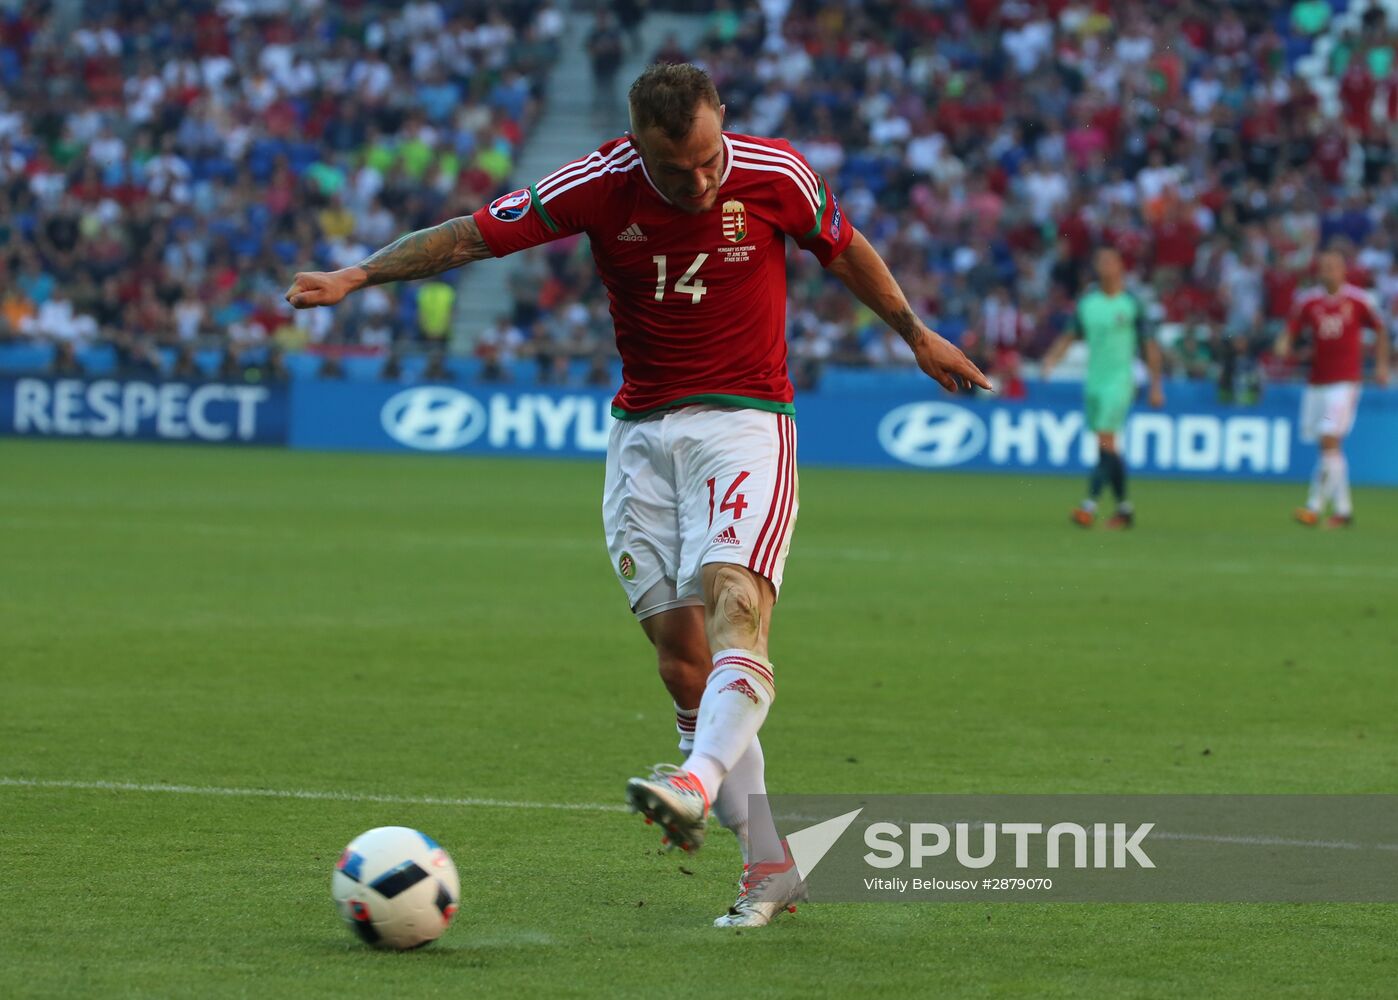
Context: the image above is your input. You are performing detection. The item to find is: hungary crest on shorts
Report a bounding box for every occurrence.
[721,200,747,243]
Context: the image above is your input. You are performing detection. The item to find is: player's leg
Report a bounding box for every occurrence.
[1094,384,1134,529]
[1296,383,1360,527]
[1077,388,1132,527]
[1296,385,1324,524]
[1323,384,1360,527]
[673,408,795,810]
[626,409,795,862]
[639,600,709,722]
[685,409,805,925]
[1316,435,1350,526]
[681,561,776,806]
[1073,391,1105,526]
[1100,429,1134,530]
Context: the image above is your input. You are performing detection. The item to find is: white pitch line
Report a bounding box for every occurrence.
[0,777,627,814]
[4,777,1396,853]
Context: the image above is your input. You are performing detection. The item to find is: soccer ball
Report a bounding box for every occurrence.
[332,826,460,949]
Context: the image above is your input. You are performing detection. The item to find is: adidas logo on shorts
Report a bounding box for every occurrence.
[616,223,647,241]
[712,525,741,545]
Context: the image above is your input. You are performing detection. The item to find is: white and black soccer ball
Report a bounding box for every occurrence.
[331,826,460,949]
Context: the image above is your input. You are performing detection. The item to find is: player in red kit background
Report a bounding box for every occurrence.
[1276,249,1390,527]
[285,64,988,927]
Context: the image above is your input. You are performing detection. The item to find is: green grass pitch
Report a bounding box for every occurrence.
[1,439,1395,998]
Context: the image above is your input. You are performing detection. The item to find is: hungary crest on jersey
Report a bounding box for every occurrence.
[721,199,747,243]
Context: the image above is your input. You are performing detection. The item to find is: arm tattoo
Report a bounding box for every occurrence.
[357,216,491,286]
[890,307,924,347]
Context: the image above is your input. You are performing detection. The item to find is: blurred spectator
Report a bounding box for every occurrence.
[172,345,200,380]
[51,341,85,377]
[588,12,626,119]
[423,350,452,382]
[317,356,346,380]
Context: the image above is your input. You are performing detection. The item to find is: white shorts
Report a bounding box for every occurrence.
[602,405,798,619]
[1299,382,1361,442]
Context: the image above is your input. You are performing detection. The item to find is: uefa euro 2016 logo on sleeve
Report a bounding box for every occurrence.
[489,189,531,223]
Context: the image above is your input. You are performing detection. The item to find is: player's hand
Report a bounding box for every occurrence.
[285,269,361,309]
[1149,384,1165,408]
[1273,335,1291,361]
[912,330,993,393]
[1376,363,1390,388]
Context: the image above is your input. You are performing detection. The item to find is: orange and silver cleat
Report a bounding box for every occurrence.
[714,842,807,928]
[1293,508,1320,526]
[1070,507,1095,528]
[625,763,709,853]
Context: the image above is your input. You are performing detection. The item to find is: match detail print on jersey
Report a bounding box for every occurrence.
[472,133,853,420]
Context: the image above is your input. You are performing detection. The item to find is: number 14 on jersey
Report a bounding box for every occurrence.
[653,254,709,304]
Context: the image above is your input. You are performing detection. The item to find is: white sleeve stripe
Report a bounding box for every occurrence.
[728,139,819,199]
[537,145,636,196]
[730,148,818,205]
[538,152,639,202]
[536,147,635,197]
[536,145,628,192]
[540,156,641,203]
[729,158,818,218]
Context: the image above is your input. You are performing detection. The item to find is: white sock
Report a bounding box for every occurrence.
[682,648,775,800]
[1326,451,1352,517]
[714,736,785,864]
[674,704,697,754]
[1307,457,1327,512]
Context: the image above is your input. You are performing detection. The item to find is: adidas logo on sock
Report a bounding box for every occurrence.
[719,677,760,704]
[712,525,740,545]
[616,222,647,241]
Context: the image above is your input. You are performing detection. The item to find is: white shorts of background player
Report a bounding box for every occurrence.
[1299,381,1361,443]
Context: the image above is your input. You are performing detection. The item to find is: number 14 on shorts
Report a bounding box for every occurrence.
[707,472,750,525]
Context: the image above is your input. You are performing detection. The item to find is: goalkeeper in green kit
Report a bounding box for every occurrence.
[1042,247,1164,529]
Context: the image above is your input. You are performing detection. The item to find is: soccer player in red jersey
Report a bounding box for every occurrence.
[1276,249,1390,527]
[286,64,988,926]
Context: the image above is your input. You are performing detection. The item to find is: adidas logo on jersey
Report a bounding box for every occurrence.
[712,525,741,545]
[616,223,647,241]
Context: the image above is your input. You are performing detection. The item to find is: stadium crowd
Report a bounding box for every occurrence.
[3,0,1397,396]
[0,0,564,378]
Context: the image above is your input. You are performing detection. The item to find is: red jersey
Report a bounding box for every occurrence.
[1285,284,1384,384]
[473,133,852,418]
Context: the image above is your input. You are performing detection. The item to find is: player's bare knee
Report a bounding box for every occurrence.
[706,564,766,649]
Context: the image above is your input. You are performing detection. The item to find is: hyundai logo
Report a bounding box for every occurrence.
[878,401,987,468]
[381,387,487,451]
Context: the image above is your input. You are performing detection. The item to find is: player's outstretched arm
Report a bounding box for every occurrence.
[285,216,493,309]
[827,229,991,392]
[1145,338,1165,407]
